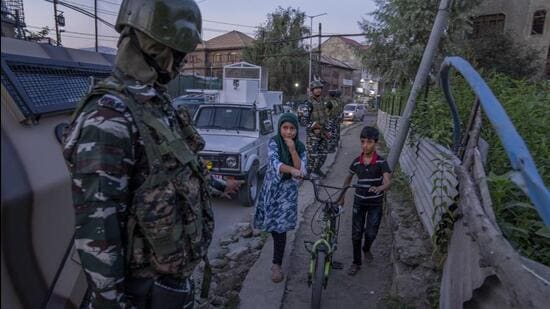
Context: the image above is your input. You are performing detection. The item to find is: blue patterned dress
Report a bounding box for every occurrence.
[254,138,308,233]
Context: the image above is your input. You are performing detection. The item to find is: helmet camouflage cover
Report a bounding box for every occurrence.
[115,0,202,53]
[309,80,323,90]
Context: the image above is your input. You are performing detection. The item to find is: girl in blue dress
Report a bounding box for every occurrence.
[254,113,307,283]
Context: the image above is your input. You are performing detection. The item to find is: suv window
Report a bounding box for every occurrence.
[259,110,274,135]
[196,106,256,131]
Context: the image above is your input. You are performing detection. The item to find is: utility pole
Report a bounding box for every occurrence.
[318,22,322,81]
[306,13,327,93]
[53,0,61,46]
[386,0,454,170]
[94,0,98,52]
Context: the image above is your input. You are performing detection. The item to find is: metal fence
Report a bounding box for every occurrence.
[378,56,550,308]
[377,110,459,235]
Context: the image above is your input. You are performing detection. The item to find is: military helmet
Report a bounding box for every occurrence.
[309,80,323,90]
[115,0,202,54]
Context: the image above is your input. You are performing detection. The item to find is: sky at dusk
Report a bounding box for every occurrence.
[22,0,377,50]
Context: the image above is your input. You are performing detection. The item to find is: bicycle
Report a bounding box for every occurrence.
[303,177,361,309]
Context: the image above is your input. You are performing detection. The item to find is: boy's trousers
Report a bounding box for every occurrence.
[351,197,383,265]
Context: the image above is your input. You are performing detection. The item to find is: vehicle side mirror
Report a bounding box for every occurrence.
[261,119,274,135]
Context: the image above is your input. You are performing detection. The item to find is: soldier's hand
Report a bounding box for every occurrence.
[223,179,245,199]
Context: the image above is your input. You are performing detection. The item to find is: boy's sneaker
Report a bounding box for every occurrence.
[347,264,361,276]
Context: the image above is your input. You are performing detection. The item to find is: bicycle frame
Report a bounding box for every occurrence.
[304,178,360,287]
[308,204,340,287]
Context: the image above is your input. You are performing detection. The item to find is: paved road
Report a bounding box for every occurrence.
[281,111,394,309]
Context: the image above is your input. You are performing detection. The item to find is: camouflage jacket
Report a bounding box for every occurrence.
[62,75,222,308]
[306,95,329,132]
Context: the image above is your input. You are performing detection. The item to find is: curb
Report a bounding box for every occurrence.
[238,122,362,309]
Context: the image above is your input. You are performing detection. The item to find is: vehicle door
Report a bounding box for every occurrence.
[258,109,275,169]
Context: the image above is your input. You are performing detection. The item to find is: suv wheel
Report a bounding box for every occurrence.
[239,163,259,207]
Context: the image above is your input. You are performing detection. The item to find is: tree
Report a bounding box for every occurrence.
[243,7,310,100]
[358,0,481,84]
[25,26,51,42]
[464,33,541,79]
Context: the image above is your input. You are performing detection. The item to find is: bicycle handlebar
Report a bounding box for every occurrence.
[302,177,368,205]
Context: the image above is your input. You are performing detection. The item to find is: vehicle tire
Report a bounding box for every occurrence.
[311,250,326,309]
[239,162,259,207]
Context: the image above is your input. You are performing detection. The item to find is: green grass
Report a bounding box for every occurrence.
[380,73,550,265]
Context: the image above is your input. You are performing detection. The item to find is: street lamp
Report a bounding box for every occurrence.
[294,82,300,88]
[306,12,327,91]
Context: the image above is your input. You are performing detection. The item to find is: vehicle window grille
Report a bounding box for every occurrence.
[1,54,112,120]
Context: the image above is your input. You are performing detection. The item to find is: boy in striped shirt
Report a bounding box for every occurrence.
[339,126,392,276]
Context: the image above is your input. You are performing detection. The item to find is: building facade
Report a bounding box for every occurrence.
[182,30,254,79]
[473,0,550,78]
[318,55,355,101]
[320,36,378,100]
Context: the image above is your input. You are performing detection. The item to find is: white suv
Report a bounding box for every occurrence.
[194,103,279,206]
[342,103,366,122]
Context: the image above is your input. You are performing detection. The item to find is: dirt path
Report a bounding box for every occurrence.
[281,115,393,309]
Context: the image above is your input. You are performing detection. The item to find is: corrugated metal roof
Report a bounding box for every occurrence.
[200,30,255,50]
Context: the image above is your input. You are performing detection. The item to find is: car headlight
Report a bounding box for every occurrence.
[225,156,238,168]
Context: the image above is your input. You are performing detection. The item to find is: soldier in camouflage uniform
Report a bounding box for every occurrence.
[305,80,330,177]
[62,0,242,307]
[326,90,342,152]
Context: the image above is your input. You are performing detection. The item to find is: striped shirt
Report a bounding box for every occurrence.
[348,152,391,203]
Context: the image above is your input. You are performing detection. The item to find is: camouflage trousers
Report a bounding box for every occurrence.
[326,119,340,152]
[306,131,328,174]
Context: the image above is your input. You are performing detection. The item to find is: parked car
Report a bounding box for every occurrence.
[342,103,366,122]
[172,93,206,117]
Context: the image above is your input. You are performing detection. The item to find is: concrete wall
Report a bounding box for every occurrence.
[474,0,550,77]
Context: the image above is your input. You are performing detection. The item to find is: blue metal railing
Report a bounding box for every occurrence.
[439,56,550,226]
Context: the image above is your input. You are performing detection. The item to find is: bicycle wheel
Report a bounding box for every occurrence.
[311,250,326,309]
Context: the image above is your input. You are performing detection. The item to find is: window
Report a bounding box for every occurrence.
[227,52,239,63]
[532,10,547,35]
[214,54,223,63]
[472,14,505,38]
[195,106,256,131]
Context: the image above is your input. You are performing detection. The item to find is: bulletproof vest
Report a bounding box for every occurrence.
[70,77,213,277]
[308,96,328,128]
